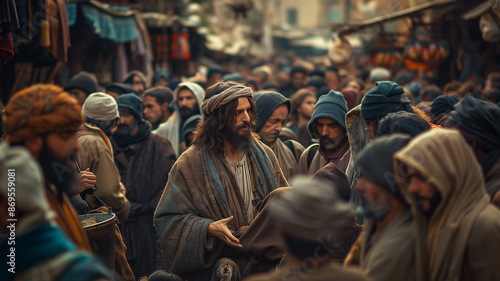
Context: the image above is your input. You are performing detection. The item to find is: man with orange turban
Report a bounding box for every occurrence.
[2,84,90,250]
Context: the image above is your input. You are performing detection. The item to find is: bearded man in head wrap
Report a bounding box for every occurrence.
[3,84,91,249]
[154,81,287,281]
[394,129,500,281]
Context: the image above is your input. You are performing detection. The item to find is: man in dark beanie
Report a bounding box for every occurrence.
[123,70,147,96]
[297,90,350,176]
[354,134,416,281]
[253,91,304,181]
[111,93,177,278]
[446,94,500,205]
[361,81,413,139]
[64,71,99,106]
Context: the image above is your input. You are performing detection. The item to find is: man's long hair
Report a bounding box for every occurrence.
[192,81,257,155]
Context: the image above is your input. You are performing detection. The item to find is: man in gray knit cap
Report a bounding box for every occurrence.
[76,92,130,223]
[246,177,369,281]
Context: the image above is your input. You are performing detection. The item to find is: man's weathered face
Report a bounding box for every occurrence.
[315,117,346,150]
[116,111,138,137]
[132,76,145,94]
[297,96,316,119]
[346,81,361,95]
[291,72,306,89]
[177,88,198,119]
[143,96,163,125]
[259,104,288,147]
[69,88,88,106]
[406,165,441,217]
[355,177,391,220]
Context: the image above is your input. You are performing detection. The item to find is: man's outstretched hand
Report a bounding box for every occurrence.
[208,216,243,249]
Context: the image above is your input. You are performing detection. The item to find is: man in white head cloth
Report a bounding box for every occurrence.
[245,177,369,281]
[154,81,288,281]
[76,92,130,223]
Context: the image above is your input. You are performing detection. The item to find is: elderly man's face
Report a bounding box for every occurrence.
[315,117,346,151]
[406,165,441,217]
[291,72,307,89]
[259,104,288,149]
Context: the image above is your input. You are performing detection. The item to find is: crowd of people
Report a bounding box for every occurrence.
[1,59,500,281]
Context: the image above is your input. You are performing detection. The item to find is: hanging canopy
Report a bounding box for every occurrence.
[67,0,138,43]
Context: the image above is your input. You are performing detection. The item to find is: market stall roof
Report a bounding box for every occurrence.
[67,0,138,43]
[335,0,460,36]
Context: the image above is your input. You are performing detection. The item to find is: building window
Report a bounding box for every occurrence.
[287,8,297,25]
[329,8,341,22]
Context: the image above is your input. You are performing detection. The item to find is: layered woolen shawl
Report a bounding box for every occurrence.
[154,139,287,275]
[394,129,500,281]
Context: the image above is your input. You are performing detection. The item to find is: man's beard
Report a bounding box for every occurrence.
[320,135,345,151]
[115,119,138,138]
[223,122,254,152]
[179,106,199,120]
[38,140,77,197]
[413,192,442,217]
[357,194,391,221]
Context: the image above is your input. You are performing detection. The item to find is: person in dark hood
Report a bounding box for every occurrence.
[355,134,415,281]
[123,70,147,96]
[253,91,304,181]
[297,90,350,176]
[377,111,430,137]
[111,94,176,278]
[64,71,99,106]
[445,95,500,205]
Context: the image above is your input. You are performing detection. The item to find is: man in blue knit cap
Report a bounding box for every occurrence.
[297,90,350,175]
[361,81,413,139]
[112,94,177,278]
[253,91,305,181]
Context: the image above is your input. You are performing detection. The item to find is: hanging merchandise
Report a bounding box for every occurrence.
[170,25,190,60]
[369,32,405,68]
[150,27,170,62]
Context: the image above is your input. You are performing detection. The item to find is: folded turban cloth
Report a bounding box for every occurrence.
[201,84,253,117]
[361,81,413,120]
[269,177,354,242]
[82,92,119,121]
[252,91,290,132]
[3,84,83,144]
[431,95,459,116]
[355,134,412,203]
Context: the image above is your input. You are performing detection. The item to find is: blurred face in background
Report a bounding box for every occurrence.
[297,95,316,120]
